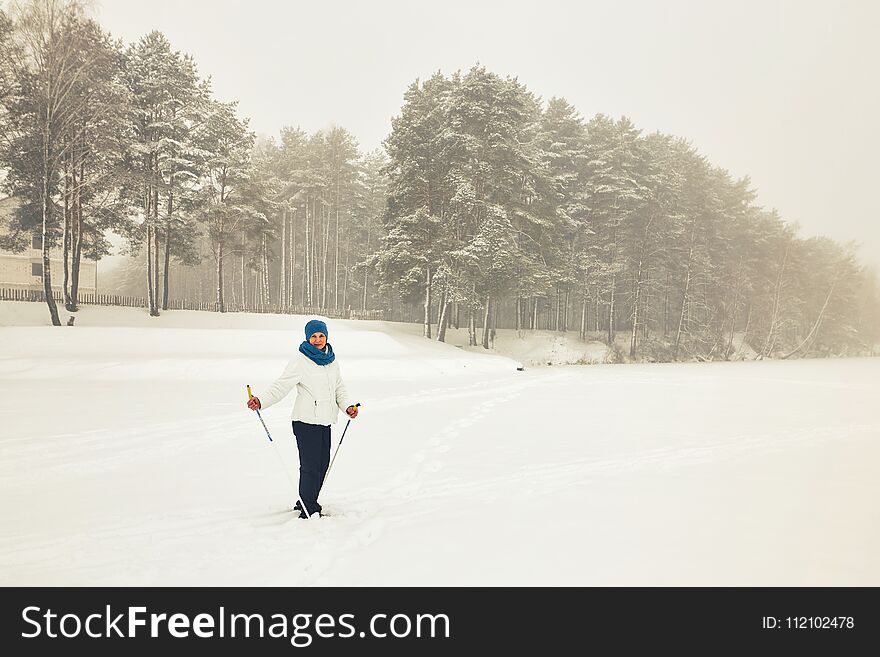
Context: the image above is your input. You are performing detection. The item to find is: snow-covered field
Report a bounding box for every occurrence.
[1,301,878,586]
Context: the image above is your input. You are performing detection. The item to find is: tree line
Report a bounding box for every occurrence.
[1,0,389,324]
[373,68,880,359]
[1,0,877,359]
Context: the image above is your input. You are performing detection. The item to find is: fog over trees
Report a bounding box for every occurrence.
[2,0,878,359]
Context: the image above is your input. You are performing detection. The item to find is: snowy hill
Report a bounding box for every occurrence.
[1,301,879,585]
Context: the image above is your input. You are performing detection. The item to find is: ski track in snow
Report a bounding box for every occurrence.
[1,305,879,585]
[245,369,570,585]
[2,358,877,586]
[0,365,567,585]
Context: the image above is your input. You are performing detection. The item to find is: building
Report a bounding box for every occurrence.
[0,196,97,294]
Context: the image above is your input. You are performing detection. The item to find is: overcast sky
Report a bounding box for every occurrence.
[93,0,880,269]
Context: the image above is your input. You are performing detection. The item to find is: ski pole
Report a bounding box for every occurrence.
[247,385,273,441]
[320,403,360,494]
[247,385,310,519]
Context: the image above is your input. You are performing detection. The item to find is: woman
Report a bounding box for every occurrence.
[247,319,358,518]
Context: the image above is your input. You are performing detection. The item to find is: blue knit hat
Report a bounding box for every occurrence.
[305,319,328,340]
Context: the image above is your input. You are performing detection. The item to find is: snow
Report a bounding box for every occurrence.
[391,324,611,366]
[1,300,879,585]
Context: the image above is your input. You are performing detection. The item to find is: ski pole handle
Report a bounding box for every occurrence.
[246,385,263,414]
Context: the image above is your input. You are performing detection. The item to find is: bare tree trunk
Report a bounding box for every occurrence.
[761,237,792,358]
[554,285,560,331]
[146,151,155,315]
[629,277,640,359]
[301,214,307,307]
[563,287,570,332]
[607,271,616,345]
[216,237,225,313]
[343,226,351,311]
[630,247,646,358]
[724,259,743,360]
[151,170,160,315]
[515,296,521,333]
[261,234,270,308]
[468,283,477,345]
[673,217,698,360]
[287,208,297,306]
[36,71,62,325]
[41,137,61,324]
[735,302,753,359]
[62,154,72,310]
[642,265,650,342]
[305,195,312,306]
[334,180,340,310]
[437,293,450,343]
[70,170,83,311]
[490,300,498,348]
[362,219,371,311]
[162,190,173,310]
[321,194,330,308]
[436,292,444,334]
[147,225,156,314]
[673,268,691,360]
[313,197,319,307]
[580,274,588,340]
[424,265,432,339]
[147,203,155,314]
[783,275,838,359]
[240,232,246,311]
[229,252,237,308]
[153,225,160,314]
[663,269,670,337]
[481,296,491,349]
[280,209,286,308]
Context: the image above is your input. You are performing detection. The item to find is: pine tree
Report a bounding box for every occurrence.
[351,150,388,311]
[582,115,645,344]
[196,99,265,313]
[442,67,545,345]
[538,98,589,335]
[377,72,455,338]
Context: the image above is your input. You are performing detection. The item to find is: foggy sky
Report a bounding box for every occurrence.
[94,0,880,270]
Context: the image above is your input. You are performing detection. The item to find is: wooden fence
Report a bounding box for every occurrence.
[0,287,386,321]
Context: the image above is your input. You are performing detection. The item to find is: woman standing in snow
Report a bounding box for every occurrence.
[247,319,358,518]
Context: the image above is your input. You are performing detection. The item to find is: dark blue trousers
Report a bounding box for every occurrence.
[292,421,331,516]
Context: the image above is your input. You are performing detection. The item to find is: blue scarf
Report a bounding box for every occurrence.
[299,341,335,365]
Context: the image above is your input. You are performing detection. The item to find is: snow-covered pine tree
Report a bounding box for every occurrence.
[351,150,389,312]
[582,115,644,344]
[195,100,265,313]
[122,32,210,316]
[376,72,454,338]
[538,98,589,334]
[442,67,545,345]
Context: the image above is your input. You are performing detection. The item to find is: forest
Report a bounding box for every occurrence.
[2,0,878,360]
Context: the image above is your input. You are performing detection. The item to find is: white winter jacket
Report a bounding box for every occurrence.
[259,351,352,426]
